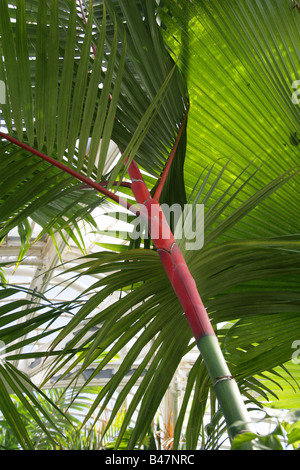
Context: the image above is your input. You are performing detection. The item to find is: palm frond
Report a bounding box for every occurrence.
[23,161,299,448]
[0,0,299,450]
[0,140,102,257]
[159,0,300,221]
[0,0,188,185]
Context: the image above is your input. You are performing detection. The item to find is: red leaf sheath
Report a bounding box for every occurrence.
[127,160,214,341]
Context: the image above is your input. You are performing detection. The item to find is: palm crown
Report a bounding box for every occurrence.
[0,0,299,450]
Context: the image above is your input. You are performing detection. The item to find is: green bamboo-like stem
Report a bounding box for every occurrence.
[127,157,254,446]
[197,336,253,441]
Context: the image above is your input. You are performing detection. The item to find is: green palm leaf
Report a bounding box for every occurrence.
[0,0,187,184]
[160,0,300,211]
[0,0,188,256]
[0,0,300,451]
[0,141,102,257]
[28,160,299,448]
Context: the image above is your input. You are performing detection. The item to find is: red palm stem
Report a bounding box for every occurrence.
[127,159,214,340]
[127,158,253,443]
[0,132,139,216]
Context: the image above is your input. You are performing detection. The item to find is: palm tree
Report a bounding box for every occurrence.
[0,0,299,450]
